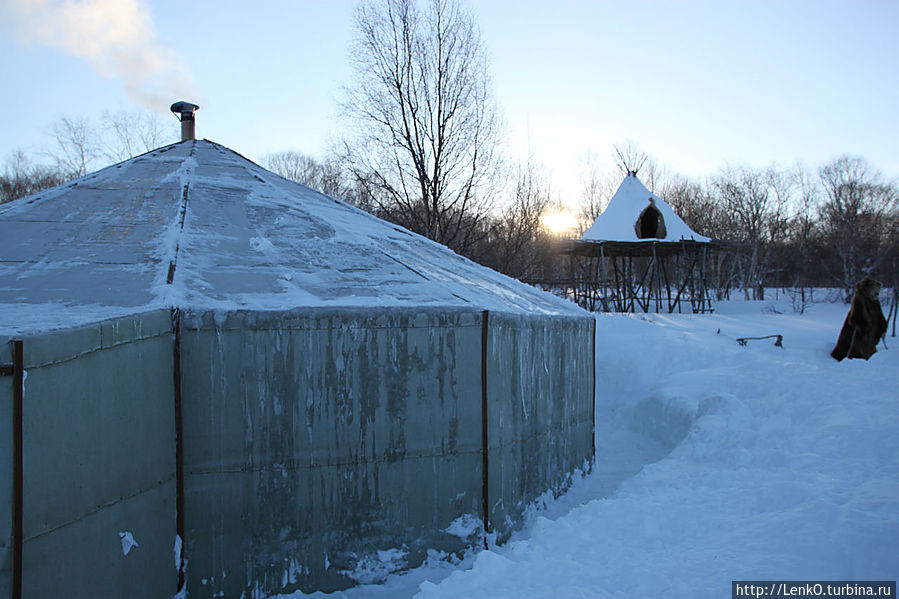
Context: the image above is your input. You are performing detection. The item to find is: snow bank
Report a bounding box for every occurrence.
[420,300,898,598]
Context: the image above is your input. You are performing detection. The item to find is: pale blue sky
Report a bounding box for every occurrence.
[1,0,897,204]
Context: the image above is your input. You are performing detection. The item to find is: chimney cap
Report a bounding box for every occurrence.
[170,101,199,118]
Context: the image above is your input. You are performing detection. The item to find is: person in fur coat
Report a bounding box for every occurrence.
[831,277,888,361]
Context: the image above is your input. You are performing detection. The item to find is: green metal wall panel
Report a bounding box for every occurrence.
[486,312,595,542]
[179,308,485,596]
[18,311,177,598]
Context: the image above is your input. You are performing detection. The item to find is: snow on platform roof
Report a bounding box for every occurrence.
[580,172,710,244]
[0,139,584,334]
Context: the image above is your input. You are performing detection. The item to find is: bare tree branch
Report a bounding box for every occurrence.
[339,0,502,255]
[818,156,898,298]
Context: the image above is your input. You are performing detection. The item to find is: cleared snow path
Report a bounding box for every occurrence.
[528,385,671,524]
[281,297,899,599]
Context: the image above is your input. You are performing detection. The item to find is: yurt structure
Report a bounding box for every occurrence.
[0,128,594,596]
[564,172,714,313]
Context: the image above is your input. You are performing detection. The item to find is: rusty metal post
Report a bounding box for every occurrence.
[171,310,186,593]
[591,318,597,462]
[2,340,25,599]
[480,310,490,549]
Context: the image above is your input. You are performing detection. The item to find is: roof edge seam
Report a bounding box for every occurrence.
[166,143,196,285]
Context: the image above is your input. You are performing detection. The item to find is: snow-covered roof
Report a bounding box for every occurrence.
[0,139,584,334]
[580,173,710,243]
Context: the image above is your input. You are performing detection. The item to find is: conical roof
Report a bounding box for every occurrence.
[0,139,584,334]
[580,172,710,243]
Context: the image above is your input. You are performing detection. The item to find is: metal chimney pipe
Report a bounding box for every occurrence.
[170,101,200,141]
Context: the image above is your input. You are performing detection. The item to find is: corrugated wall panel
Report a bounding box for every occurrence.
[18,311,176,598]
[485,312,594,542]
[3,306,594,597]
[179,308,485,596]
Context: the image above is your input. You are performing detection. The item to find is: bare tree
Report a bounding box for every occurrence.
[262,149,374,209]
[262,150,323,187]
[818,156,897,299]
[789,163,820,249]
[661,174,743,300]
[882,212,899,336]
[662,175,719,238]
[711,165,790,299]
[638,157,668,195]
[1,150,66,204]
[780,163,823,310]
[339,0,502,256]
[47,116,101,178]
[577,151,617,230]
[101,109,173,162]
[3,109,176,205]
[484,158,552,278]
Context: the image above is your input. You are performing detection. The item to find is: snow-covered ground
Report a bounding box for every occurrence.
[280,292,899,598]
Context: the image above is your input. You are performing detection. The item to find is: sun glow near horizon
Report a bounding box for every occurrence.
[540,208,580,235]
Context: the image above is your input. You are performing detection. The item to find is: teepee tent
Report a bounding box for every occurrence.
[581,172,710,244]
[567,172,714,313]
[0,136,594,597]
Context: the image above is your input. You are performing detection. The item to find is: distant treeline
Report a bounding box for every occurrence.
[250,146,899,309]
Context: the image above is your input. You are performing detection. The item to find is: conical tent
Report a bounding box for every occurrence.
[565,172,714,313]
[0,140,594,596]
[581,172,710,243]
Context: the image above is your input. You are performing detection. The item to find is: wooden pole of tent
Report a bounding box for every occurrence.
[661,252,674,313]
[651,243,660,313]
[701,245,712,313]
[626,256,635,312]
[596,245,611,312]
[611,254,620,312]
[637,254,654,313]
[598,247,606,312]
[676,249,683,313]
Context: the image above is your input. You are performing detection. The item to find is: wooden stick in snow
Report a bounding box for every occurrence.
[736,334,784,348]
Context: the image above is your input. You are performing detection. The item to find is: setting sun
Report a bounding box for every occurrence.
[540,208,579,234]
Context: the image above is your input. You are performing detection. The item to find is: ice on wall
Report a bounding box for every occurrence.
[119,531,139,556]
